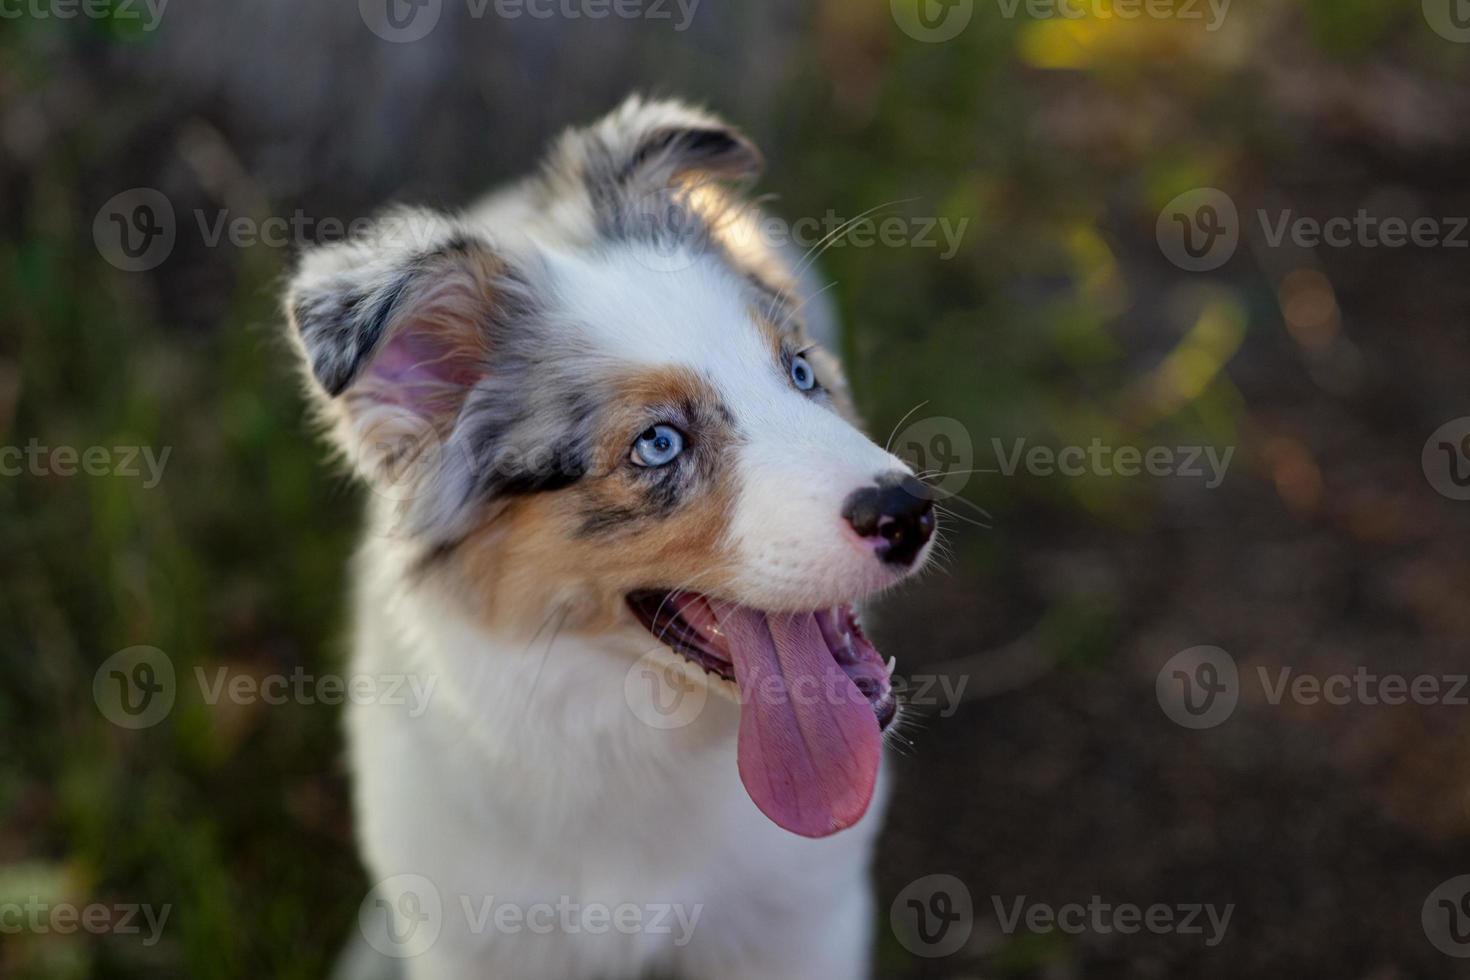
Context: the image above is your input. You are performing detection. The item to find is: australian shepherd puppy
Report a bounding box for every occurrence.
[285,97,936,980]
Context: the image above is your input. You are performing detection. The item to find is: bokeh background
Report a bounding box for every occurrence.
[5,0,1470,976]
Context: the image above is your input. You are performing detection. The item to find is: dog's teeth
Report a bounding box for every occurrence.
[885,656,897,676]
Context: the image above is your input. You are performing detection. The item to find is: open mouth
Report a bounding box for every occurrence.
[626,590,897,839]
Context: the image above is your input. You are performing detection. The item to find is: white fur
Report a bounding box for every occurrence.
[539,247,912,610]
[314,98,932,979]
[345,248,912,979]
[350,525,888,979]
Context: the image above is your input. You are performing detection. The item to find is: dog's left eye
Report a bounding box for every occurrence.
[631,425,685,467]
[790,354,816,391]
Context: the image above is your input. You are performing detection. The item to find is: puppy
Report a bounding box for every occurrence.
[286,96,936,980]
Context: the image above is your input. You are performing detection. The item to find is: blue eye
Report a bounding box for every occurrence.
[790,354,816,391]
[631,424,685,467]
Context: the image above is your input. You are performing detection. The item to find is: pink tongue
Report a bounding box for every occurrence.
[720,610,881,838]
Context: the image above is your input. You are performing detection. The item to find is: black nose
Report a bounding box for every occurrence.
[842,473,936,566]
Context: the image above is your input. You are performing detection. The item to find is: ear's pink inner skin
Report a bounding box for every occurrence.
[366,324,484,413]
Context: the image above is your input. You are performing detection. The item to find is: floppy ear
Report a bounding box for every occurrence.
[285,210,565,537]
[554,95,763,201]
[288,212,495,398]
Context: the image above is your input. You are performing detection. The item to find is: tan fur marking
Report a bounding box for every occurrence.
[453,365,740,637]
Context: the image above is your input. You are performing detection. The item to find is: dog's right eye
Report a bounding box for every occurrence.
[630,425,685,467]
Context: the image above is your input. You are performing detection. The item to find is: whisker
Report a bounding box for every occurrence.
[517,601,571,724]
[935,495,994,526]
[790,199,918,285]
[765,198,919,324]
[884,401,931,455]
[774,279,839,336]
[642,570,728,651]
[934,504,992,530]
[914,468,999,481]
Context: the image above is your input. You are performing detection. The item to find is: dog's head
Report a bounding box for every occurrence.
[285,97,936,838]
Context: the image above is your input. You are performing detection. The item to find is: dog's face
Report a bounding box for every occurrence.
[287,98,936,838]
